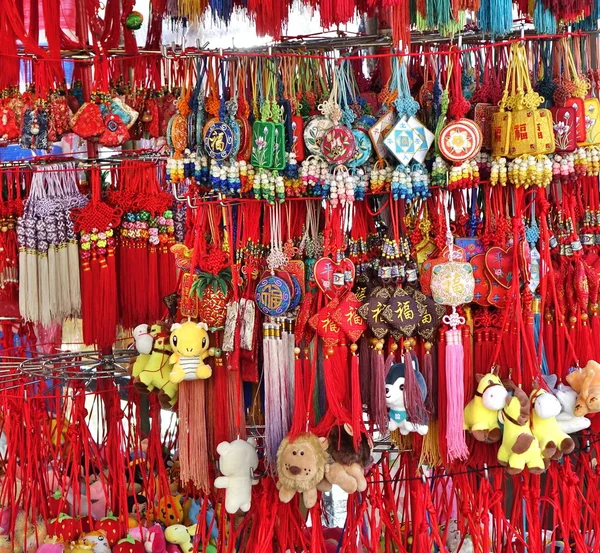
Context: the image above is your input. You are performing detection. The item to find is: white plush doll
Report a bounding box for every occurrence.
[543,375,591,434]
[214,439,259,514]
[133,324,154,354]
[385,362,428,435]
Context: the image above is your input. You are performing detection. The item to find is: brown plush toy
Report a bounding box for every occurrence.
[276,433,332,508]
[566,360,600,415]
[325,424,372,494]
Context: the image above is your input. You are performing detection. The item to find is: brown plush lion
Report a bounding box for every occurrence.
[276,432,332,508]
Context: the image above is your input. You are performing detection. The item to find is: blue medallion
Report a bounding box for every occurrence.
[204,120,234,160]
[255,275,292,316]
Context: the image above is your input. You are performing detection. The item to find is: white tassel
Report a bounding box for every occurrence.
[67,240,81,317]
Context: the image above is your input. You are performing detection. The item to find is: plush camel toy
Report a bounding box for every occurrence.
[136,328,177,406]
[530,388,575,460]
[497,381,545,475]
[276,433,332,508]
[325,425,372,494]
[131,323,161,378]
[464,372,507,442]
[566,360,600,415]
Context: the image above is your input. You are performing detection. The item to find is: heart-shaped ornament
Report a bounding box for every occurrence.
[485,247,514,289]
[313,257,356,299]
[470,254,491,307]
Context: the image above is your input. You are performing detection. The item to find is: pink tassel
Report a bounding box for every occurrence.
[403,351,428,425]
[445,329,469,462]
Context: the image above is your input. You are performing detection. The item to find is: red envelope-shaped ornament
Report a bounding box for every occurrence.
[485,247,514,289]
[309,298,344,347]
[331,292,367,343]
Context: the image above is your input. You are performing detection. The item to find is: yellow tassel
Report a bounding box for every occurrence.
[419,420,442,467]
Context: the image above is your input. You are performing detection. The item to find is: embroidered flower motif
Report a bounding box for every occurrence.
[255,136,266,150]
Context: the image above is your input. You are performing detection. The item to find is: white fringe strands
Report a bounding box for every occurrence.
[263,318,295,466]
[17,164,85,326]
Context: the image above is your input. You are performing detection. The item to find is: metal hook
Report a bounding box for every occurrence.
[172,182,186,202]
[483,463,489,480]
[186,195,198,209]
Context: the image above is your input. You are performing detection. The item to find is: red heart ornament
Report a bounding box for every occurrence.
[485,247,514,289]
[470,254,491,307]
[313,257,355,299]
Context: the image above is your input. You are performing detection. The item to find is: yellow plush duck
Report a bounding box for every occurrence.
[497,381,545,475]
[530,387,575,460]
[464,371,507,442]
[168,321,214,383]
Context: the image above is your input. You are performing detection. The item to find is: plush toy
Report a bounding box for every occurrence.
[164,525,196,553]
[463,372,507,442]
[66,540,93,553]
[112,536,144,553]
[36,540,65,553]
[566,360,600,415]
[136,329,177,407]
[133,324,155,355]
[530,388,575,460]
[65,480,108,520]
[445,519,474,553]
[276,433,332,509]
[185,500,218,541]
[497,382,545,474]
[82,530,111,553]
[131,324,160,379]
[129,525,165,553]
[14,511,48,553]
[325,425,372,494]
[553,383,591,433]
[214,439,259,514]
[156,495,184,527]
[168,321,214,383]
[385,362,428,435]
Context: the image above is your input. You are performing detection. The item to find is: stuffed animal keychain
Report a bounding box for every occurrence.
[497,381,545,474]
[529,387,575,460]
[385,361,429,435]
[324,425,372,494]
[276,432,332,508]
[214,439,259,514]
[168,320,215,383]
[463,370,507,442]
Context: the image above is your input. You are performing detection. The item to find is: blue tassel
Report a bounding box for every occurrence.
[478,0,512,36]
[533,1,557,35]
[533,311,549,375]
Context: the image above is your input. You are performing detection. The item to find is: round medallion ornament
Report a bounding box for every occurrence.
[439,119,483,162]
[347,129,372,168]
[203,119,234,160]
[289,275,303,310]
[321,125,356,164]
[304,116,334,157]
[255,275,292,316]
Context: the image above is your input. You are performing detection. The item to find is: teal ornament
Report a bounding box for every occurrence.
[347,129,372,168]
[125,11,144,30]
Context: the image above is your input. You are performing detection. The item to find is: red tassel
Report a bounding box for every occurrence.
[147,246,160,321]
[390,2,410,50]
